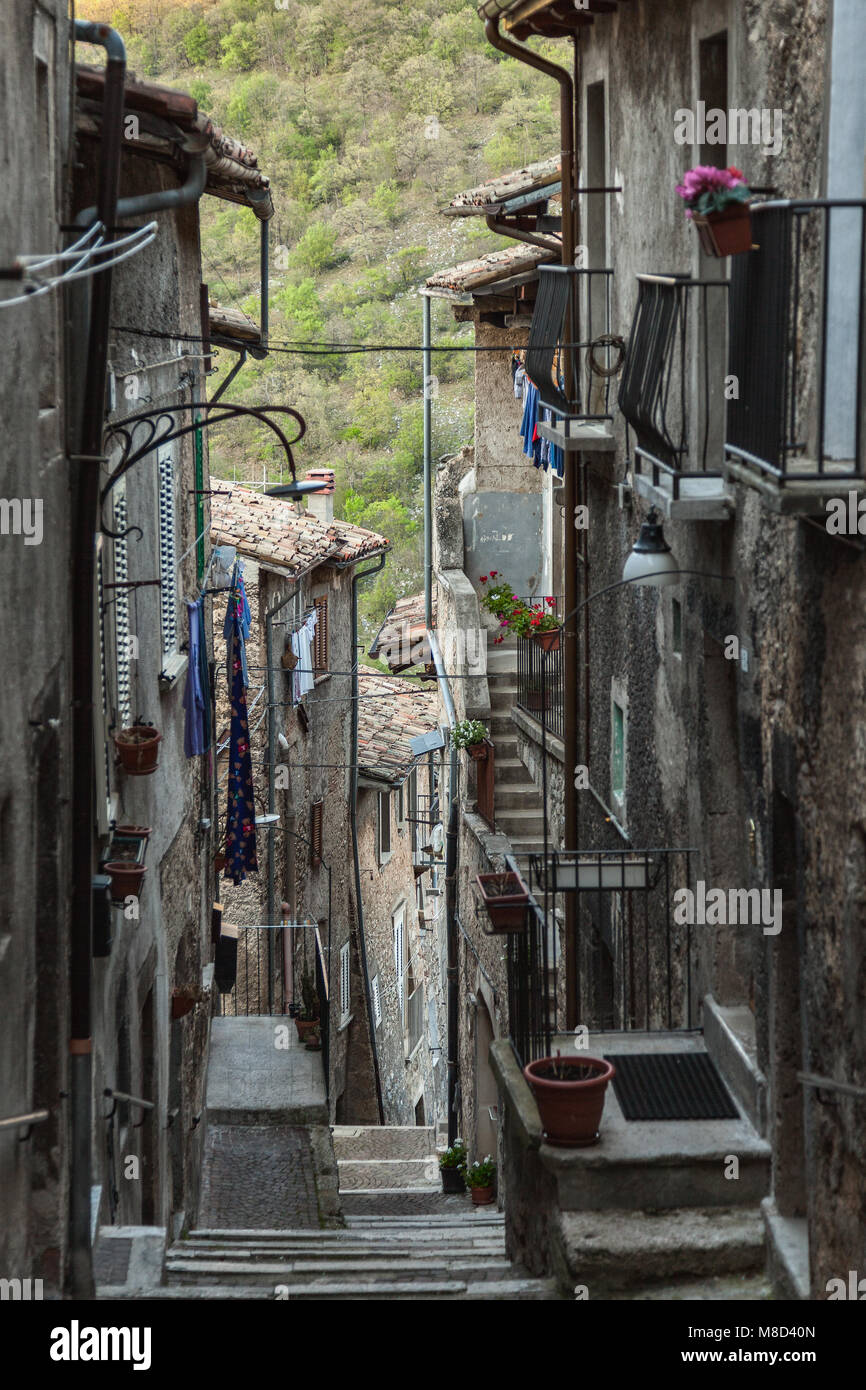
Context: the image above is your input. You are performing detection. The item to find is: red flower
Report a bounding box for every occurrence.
[493,635,504,644]
[530,616,540,626]
[546,597,556,608]
[728,165,743,179]
[490,570,498,578]
[480,575,488,583]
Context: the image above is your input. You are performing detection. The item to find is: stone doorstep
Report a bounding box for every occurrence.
[702,994,768,1137]
[761,1197,810,1300]
[555,1206,766,1296]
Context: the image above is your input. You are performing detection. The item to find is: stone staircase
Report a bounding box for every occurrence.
[156,1123,559,1300]
[485,638,547,856]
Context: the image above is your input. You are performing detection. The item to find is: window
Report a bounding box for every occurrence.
[672,598,683,657]
[393,908,406,1021]
[698,32,728,169]
[378,791,392,863]
[371,973,382,1027]
[310,799,323,867]
[611,698,626,810]
[158,453,179,664]
[339,940,350,1024]
[313,594,329,673]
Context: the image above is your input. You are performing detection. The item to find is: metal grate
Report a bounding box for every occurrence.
[605,1051,739,1121]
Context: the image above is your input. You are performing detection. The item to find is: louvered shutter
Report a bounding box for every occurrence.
[340,941,350,1020]
[94,543,112,834]
[313,595,328,672]
[311,800,323,866]
[394,911,405,1021]
[158,453,178,658]
[371,974,382,1026]
[113,486,132,730]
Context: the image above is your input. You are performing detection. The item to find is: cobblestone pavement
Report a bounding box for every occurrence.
[198,1124,321,1229]
[340,1191,477,1216]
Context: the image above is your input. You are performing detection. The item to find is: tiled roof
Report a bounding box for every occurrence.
[424,242,556,297]
[368,591,435,666]
[357,669,439,782]
[443,156,561,216]
[210,484,389,576]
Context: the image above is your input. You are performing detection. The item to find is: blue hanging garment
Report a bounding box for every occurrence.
[224,612,258,886]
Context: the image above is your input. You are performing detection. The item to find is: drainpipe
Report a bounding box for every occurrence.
[68,18,126,1301]
[484,215,561,254]
[349,554,388,1123]
[428,630,459,1145]
[484,15,580,1028]
[265,582,299,1009]
[423,293,433,630]
[75,152,207,232]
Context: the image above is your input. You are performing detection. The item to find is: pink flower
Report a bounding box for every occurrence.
[493,635,504,644]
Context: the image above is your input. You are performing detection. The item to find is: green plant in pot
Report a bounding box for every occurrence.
[438,1139,467,1193]
[464,1154,496,1205]
[452,719,489,761]
[509,598,561,651]
[524,1051,616,1147]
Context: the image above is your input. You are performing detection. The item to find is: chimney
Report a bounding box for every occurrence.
[305,468,335,525]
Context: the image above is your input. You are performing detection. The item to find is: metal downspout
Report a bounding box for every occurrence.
[484,214,561,253]
[483,15,580,1028]
[350,554,387,1123]
[428,630,459,1145]
[74,150,207,230]
[423,293,433,630]
[69,18,126,1301]
[265,582,299,1010]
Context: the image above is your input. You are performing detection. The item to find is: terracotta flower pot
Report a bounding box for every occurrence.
[296,1018,320,1042]
[524,1055,615,1148]
[171,992,196,1021]
[115,824,151,840]
[470,1185,495,1206]
[114,724,161,776]
[531,627,561,653]
[692,203,752,257]
[468,741,489,761]
[476,870,529,932]
[104,861,146,904]
[440,1166,466,1194]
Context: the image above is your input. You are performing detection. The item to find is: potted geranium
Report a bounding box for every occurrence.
[509,598,561,652]
[452,718,489,761]
[675,164,753,257]
[476,868,530,932]
[438,1139,467,1193]
[464,1155,496,1206]
[524,1051,616,1147]
[113,721,162,775]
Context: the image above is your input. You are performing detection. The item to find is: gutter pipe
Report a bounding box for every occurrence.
[68,18,126,1301]
[265,582,300,1009]
[483,14,581,1028]
[428,630,459,1145]
[348,553,388,1123]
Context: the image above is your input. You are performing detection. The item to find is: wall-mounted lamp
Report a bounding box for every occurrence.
[622,506,680,588]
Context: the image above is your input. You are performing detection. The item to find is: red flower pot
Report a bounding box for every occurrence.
[115,824,151,840]
[470,1185,495,1206]
[468,741,489,761]
[532,627,561,653]
[114,725,161,776]
[524,1055,616,1148]
[476,870,529,932]
[104,861,146,904]
[693,204,752,257]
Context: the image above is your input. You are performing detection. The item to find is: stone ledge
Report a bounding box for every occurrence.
[702,994,768,1136]
[762,1197,809,1300]
[511,703,565,763]
[490,1039,542,1151]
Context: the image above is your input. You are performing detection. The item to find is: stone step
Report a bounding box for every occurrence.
[493,757,534,785]
[170,1242,507,1263]
[331,1125,436,1161]
[558,1207,766,1295]
[100,1276,560,1301]
[494,785,545,810]
[336,1158,439,1190]
[166,1257,516,1286]
[340,1193,502,1217]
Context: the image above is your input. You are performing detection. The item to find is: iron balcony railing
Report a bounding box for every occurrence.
[526,263,619,421]
[504,847,696,1066]
[619,273,730,497]
[515,626,563,742]
[726,199,866,480]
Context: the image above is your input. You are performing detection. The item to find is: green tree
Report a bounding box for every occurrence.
[290,221,340,275]
[220,21,261,73]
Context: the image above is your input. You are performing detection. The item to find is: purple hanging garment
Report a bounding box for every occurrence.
[224,613,258,885]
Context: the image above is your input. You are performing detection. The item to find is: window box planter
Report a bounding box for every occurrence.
[476,870,529,932]
[113,723,161,776]
[103,861,146,903]
[692,204,752,258]
[531,626,561,653]
[524,1054,616,1147]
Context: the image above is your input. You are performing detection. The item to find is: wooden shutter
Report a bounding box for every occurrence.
[371,974,382,1026]
[313,595,328,672]
[393,911,405,1020]
[158,453,178,658]
[311,799,323,866]
[340,941,350,1019]
[113,485,132,730]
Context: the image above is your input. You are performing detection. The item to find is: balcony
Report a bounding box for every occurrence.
[526,263,620,454]
[618,274,733,520]
[515,625,563,742]
[724,199,866,514]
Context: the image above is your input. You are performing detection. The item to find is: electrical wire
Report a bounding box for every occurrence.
[110,322,583,356]
[0,221,158,310]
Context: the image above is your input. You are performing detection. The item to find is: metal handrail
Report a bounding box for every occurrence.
[0,1108,50,1134]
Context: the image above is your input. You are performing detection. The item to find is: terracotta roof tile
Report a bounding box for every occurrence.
[210,483,388,576]
[357,670,438,781]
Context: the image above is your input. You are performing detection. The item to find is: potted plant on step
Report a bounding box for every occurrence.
[438,1139,467,1193]
[509,598,561,652]
[113,721,162,775]
[295,970,320,1042]
[452,718,489,761]
[524,1051,616,1147]
[464,1155,496,1206]
[476,868,530,932]
[676,164,753,257]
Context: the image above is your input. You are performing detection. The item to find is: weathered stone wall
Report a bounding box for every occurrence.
[0,0,72,1292]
